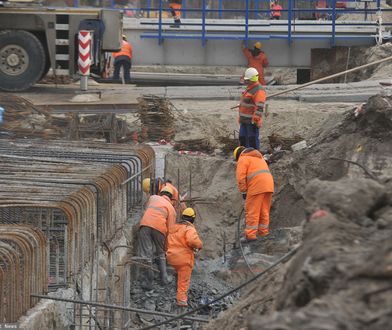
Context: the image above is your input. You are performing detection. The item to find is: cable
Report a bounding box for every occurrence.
[237,208,256,275]
[141,245,300,330]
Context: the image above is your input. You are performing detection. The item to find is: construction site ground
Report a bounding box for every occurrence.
[2,43,392,329]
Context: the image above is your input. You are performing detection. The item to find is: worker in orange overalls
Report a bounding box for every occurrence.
[112,34,133,82]
[242,41,269,85]
[143,177,185,212]
[233,146,274,242]
[138,186,177,289]
[238,67,267,150]
[169,0,182,28]
[270,0,282,20]
[167,208,203,307]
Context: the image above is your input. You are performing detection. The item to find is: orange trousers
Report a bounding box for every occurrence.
[171,263,192,304]
[244,192,272,239]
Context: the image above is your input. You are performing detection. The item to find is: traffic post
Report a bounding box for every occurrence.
[78,30,92,91]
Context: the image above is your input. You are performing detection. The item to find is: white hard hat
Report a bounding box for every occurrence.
[244,67,259,80]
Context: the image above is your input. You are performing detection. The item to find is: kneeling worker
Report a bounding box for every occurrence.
[138,186,177,287]
[233,146,274,242]
[167,208,203,307]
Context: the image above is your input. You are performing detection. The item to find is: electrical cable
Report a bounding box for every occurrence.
[140,244,300,330]
[237,208,256,275]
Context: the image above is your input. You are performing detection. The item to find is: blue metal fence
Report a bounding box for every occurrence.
[64,0,391,46]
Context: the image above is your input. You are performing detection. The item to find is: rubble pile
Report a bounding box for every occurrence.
[137,95,175,141]
[205,94,392,329]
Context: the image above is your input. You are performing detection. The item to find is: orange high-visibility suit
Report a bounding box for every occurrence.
[236,148,274,239]
[140,195,177,236]
[242,48,269,85]
[166,221,203,306]
[169,0,182,19]
[271,3,282,19]
[239,81,266,129]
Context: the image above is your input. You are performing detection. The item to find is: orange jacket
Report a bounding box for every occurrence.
[239,81,266,128]
[166,220,203,267]
[236,148,274,195]
[271,4,282,17]
[242,48,269,85]
[140,195,177,235]
[112,40,132,59]
[169,1,182,18]
[160,182,179,207]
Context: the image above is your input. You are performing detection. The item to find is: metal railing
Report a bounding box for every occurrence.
[62,0,392,46]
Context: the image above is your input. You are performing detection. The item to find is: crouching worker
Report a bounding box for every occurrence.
[138,186,177,289]
[167,208,203,307]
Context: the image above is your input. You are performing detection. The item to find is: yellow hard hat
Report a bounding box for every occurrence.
[160,186,174,198]
[182,208,196,222]
[233,146,245,161]
[142,178,151,193]
[254,41,262,49]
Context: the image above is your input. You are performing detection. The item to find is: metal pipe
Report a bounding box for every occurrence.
[121,164,152,185]
[30,294,209,323]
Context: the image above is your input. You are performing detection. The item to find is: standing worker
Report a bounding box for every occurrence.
[112,34,133,83]
[238,67,267,150]
[233,146,274,242]
[169,0,182,28]
[270,0,282,20]
[138,186,177,288]
[242,41,269,85]
[167,208,203,307]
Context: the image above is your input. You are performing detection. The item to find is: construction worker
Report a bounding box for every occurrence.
[169,0,182,28]
[166,208,203,307]
[270,0,282,20]
[142,177,180,208]
[238,67,267,150]
[112,34,132,82]
[233,146,274,242]
[138,186,177,287]
[242,41,269,85]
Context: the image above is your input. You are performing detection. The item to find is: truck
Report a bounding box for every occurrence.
[0,0,123,91]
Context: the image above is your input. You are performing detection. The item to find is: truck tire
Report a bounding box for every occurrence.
[0,30,46,92]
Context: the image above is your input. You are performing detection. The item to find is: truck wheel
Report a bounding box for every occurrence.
[0,30,46,92]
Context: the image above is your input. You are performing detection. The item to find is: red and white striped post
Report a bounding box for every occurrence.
[78,30,92,91]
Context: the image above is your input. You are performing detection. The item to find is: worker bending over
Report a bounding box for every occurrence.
[112,34,132,83]
[233,146,274,242]
[143,177,187,213]
[167,208,203,307]
[270,0,282,20]
[242,41,269,85]
[138,186,177,289]
[169,0,182,28]
[238,67,267,150]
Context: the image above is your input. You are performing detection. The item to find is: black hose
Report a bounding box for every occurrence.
[237,208,256,275]
[140,245,300,330]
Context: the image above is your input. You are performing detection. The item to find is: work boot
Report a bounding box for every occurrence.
[240,237,257,244]
[158,257,172,285]
[176,299,188,307]
[170,19,181,28]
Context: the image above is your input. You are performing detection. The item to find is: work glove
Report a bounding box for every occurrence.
[242,193,247,200]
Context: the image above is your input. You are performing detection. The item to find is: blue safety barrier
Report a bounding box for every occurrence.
[66,1,391,46]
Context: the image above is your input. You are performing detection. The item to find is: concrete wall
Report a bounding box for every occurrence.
[124,18,375,68]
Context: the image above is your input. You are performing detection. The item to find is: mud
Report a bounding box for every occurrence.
[204,94,392,329]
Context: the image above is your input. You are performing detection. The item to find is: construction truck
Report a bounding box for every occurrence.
[0,0,122,91]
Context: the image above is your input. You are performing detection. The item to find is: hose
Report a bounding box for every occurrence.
[237,208,256,275]
[140,245,300,330]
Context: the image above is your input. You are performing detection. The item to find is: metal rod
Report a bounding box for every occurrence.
[30,294,209,323]
[121,164,152,185]
[267,55,392,99]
